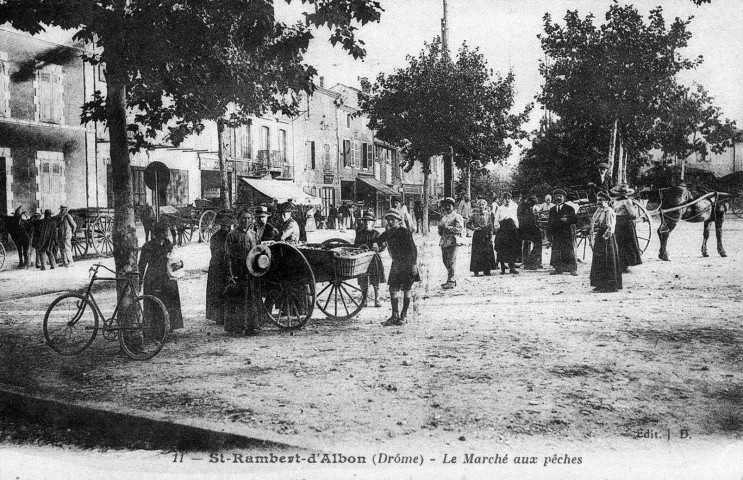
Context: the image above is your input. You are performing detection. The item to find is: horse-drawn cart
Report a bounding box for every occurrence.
[251,239,377,330]
[68,208,115,260]
[536,191,652,260]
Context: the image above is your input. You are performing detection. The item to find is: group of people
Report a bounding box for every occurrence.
[203,203,307,336]
[324,198,417,233]
[437,162,643,294]
[0,205,78,270]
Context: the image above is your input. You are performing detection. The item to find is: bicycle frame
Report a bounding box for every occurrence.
[79,264,140,330]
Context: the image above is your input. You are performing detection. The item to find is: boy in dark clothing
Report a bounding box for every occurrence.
[375,210,419,325]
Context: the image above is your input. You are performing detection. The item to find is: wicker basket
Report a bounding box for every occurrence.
[332,248,376,278]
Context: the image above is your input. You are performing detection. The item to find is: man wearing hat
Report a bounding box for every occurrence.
[354,211,386,307]
[251,205,279,243]
[57,204,77,267]
[279,203,301,243]
[35,209,58,270]
[376,210,418,325]
[588,162,614,203]
[546,189,578,276]
[438,197,463,289]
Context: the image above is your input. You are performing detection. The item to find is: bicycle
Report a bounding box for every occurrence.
[43,263,169,360]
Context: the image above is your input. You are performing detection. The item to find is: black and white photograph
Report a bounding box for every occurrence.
[0,0,742,478]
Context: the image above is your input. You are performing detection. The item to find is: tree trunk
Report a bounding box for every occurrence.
[106,57,138,278]
[466,163,471,200]
[217,120,230,209]
[422,158,430,236]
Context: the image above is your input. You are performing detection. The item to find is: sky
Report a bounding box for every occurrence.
[13,0,742,164]
[284,0,743,144]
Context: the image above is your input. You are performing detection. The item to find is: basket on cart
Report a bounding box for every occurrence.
[330,247,376,278]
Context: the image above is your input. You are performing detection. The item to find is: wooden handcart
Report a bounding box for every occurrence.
[249,239,378,330]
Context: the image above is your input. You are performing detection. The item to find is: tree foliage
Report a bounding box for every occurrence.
[0,0,382,273]
[523,3,734,189]
[359,37,530,170]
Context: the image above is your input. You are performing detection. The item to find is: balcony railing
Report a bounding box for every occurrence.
[257,150,286,170]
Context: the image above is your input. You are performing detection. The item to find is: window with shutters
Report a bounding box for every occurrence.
[0,55,8,117]
[131,167,147,206]
[362,142,372,169]
[305,141,315,170]
[278,129,287,162]
[352,141,361,167]
[38,68,63,124]
[343,139,351,168]
[261,126,270,151]
[229,125,251,158]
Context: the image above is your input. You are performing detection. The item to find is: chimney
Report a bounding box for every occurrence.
[319,76,325,88]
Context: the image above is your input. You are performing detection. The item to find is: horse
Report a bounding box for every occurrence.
[0,206,32,268]
[647,185,729,261]
[135,204,156,243]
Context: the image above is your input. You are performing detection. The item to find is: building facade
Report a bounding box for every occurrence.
[0,27,96,214]
[1,27,434,222]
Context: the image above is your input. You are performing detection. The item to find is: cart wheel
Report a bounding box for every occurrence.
[91,214,114,257]
[632,199,653,255]
[574,227,593,260]
[731,195,743,219]
[71,228,89,261]
[176,223,193,246]
[259,243,316,329]
[198,210,218,243]
[316,276,367,321]
[0,242,6,270]
[320,238,351,249]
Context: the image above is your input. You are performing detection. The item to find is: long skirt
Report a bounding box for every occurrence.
[469,229,496,273]
[305,217,316,232]
[144,275,183,330]
[223,263,262,334]
[206,259,228,325]
[549,233,577,272]
[590,229,623,291]
[520,226,543,269]
[614,216,642,270]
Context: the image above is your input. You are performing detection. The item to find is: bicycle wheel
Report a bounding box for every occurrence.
[0,242,6,270]
[119,295,169,360]
[43,293,99,355]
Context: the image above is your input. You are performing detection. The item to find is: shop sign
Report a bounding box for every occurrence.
[324,174,334,185]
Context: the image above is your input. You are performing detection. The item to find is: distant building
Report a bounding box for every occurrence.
[648,134,742,178]
[1,26,441,220]
[0,27,95,214]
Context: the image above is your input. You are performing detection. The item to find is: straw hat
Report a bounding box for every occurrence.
[246,244,272,277]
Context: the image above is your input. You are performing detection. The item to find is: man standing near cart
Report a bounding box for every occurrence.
[57,205,76,267]
[375,210,419,326]
[546,189,578,276]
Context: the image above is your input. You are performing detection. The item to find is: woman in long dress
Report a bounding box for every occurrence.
[205,212,231,325]
[138,222,183,330]
[223,210,262,335]
[589,192,623,293]
[611,184,642,272]
[466,199,496,276]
